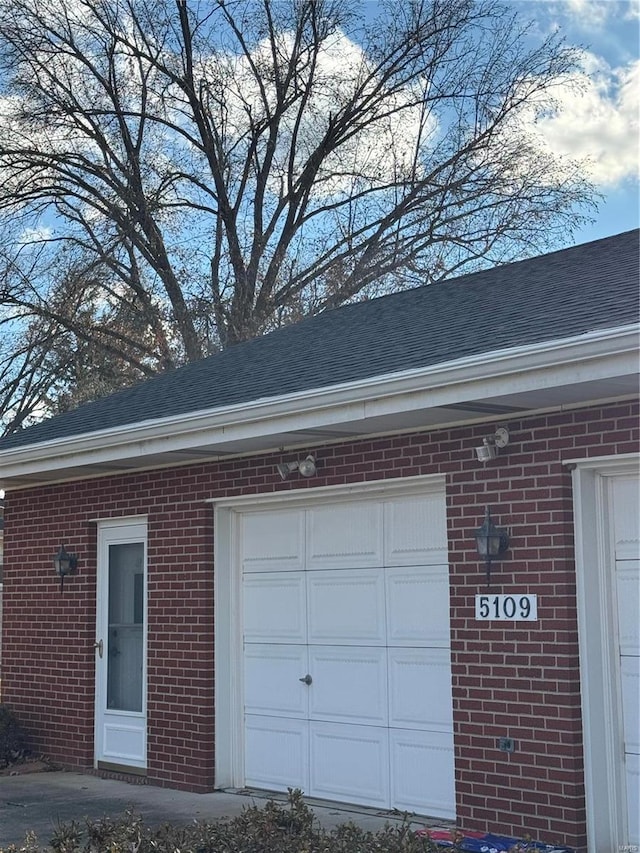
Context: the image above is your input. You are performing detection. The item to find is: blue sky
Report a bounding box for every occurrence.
[511,0,639,246]
[356,0,638,249]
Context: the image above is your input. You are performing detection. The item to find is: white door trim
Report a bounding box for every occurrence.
[569,453,639,852]
[212,474,447,790]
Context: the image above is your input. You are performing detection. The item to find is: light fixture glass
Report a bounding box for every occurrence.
[276,461,298,480]
[474,508,509,586]
[298,455,316,477]
[53,544,78,593]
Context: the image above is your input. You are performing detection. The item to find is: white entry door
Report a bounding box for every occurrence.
[95,519,147,770]
[241,491,455,818]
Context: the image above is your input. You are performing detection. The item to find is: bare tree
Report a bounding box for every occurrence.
[0,0,595,432]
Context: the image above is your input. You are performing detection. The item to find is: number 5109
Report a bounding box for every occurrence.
[475,594,538,621]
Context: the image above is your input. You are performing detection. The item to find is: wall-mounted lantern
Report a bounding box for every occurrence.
[474,507,509,586]
[53,544,78,593]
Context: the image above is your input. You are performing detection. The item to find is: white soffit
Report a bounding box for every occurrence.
[0,325,638,488]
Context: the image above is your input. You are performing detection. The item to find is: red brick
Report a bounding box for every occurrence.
[2,400,638,846]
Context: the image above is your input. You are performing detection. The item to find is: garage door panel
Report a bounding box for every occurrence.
[241,510,304,571]
[616,561,640,657]
[306,502,383,569]
[309,721,389,808]
[390,729,455,818]
[307,569,386,645]
[244,645,308,718]
[384,495,448,567]
[620,655,639,755]
[308,646,387,725]
[245,715,309,792]
[613,478,640,561]
[612,474,640,846]
[626,753,640,846]
[388,648,454,732]
[387,565,450,648]
[244,572,306,643]
[241,490,454,818]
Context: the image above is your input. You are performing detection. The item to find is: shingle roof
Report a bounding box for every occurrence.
[2,229,638,451]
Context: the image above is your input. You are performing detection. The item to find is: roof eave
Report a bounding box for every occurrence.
[0,324,638,487]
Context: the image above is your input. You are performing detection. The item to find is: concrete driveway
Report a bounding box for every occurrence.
[0,770,442,849]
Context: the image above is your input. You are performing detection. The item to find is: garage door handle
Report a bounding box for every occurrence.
[299,674,312,685]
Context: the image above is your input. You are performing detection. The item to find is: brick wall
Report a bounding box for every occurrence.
[1,400,638,848]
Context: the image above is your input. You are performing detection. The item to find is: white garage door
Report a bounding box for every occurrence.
[240,492,455,819]
[612,477,640,847]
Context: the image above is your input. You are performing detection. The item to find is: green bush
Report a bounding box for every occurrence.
[0,790,455,853]
[0,705,28,768]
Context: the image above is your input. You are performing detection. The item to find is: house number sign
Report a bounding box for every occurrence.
[475,594,538,621]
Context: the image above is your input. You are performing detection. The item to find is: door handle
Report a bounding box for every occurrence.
[299,674,312,685]
[93,639,103,658]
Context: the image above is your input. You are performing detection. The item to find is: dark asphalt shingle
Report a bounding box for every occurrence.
[1,229,638,451]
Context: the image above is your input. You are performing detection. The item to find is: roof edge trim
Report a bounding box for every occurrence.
[0,324,637,481]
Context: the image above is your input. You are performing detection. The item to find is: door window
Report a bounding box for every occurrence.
[107,542,144,712]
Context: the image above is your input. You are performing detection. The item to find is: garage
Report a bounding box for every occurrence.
[238,487,455,819]
[573,460,640,850]
[612,476,639,847]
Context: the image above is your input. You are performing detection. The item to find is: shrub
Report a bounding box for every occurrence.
[1,790,453,853]
[0,705,28,768]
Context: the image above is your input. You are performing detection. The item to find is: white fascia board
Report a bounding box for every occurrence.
[0,324,637,481]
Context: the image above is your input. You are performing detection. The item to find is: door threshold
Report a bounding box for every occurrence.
[97,761,147,776]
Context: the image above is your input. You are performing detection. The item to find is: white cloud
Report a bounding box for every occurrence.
[534,53,639,186]
[626,0,640,18]
[201,29,436,199]
[562,0,611,27]
[17,226,53,245]
[556,0,639,28]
